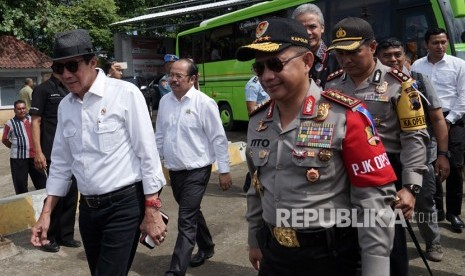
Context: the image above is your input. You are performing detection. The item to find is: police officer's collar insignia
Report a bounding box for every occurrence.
[249,99,272,118]
[318,149,332,162]
[302,96,315,116]
[314,103,330,122]
[256,120,268,132]
[389,69,411,83]
[372,69,382,83]
[375,81,388,94]
[292,149,307,160]
[326,69,344,82]
[306,168,320,182]
[321,88,361,109]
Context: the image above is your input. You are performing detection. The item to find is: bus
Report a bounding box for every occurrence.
[176,0,465,130]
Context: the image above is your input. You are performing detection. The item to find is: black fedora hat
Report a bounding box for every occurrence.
[53,29,95,61]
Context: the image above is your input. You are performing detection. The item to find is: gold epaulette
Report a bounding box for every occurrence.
[249,99,272,118]
[326,69,344,82]
[389,69,412,83]
[321,88,361,109]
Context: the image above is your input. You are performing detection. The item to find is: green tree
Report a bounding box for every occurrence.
[57,0,120,56]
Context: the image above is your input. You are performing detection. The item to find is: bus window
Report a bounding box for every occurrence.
[179,32,204,63]
[404,14,429,62]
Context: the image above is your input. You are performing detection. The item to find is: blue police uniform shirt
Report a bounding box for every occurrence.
[245,76,269,105]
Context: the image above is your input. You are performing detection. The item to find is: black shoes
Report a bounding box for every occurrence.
[39,239,81,252]
[189,247,215,267]
[39,241,60,253]
[59,239,82,248]
[446,214,465,232]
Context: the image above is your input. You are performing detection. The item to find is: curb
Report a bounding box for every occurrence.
[0,141,247,235]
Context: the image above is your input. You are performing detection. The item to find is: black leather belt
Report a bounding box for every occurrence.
[266,223,356,248]
[81,183,139,209]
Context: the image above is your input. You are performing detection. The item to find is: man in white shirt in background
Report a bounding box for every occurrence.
[30,29,167,275]
[156,58,232,276]
[411,27,465,233]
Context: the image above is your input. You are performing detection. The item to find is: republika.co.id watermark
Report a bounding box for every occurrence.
[276,208,439,228]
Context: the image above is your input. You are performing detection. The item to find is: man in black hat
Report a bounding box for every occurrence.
[30,29,168,275]
[236,17,397,275]
[326,17,430,276]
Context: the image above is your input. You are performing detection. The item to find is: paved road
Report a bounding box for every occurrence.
[1,122,464,275]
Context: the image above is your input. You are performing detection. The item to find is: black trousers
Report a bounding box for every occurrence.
[434,124,465,216]
[79,183,145,276]
[47,174,79,244]
[257,226,359,276]
[387,153,409,276]
[166,165,215,276]
[10,158,46,194]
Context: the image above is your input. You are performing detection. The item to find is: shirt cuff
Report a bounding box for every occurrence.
[217,161,230,174]
[402,170,423,187]
[361,253,390,276]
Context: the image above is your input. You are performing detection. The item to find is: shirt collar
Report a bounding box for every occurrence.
[168,85,196,102]
[314,41,327,62]
[69,68,105,103]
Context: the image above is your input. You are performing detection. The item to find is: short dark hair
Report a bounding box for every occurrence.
[14,100,26,109]
[376,37,404,54]
[425,27,448,43]
[181,58,199,77]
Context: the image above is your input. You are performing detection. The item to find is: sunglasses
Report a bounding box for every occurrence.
[51,59,84,74]
[252,51,308,76]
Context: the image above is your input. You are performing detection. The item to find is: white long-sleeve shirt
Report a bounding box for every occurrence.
[411,53,465,124]
[156,86,230,173]
[47,69,166,196]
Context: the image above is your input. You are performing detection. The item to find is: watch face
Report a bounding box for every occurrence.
[411,185,421,194]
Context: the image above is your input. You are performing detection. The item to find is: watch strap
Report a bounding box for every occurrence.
[437,151,450,158]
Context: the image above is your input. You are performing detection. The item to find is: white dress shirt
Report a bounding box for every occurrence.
[411,53,465,124]
[47,69,166,196]
[155,86,230,173]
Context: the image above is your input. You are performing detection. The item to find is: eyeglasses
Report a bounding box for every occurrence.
[51,60,84,74]
[168,73,190,80]
[252,52,307,76]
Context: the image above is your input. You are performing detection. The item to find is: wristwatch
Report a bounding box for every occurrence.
[145,198,162,209]
[437,150,451,158]
[404,184,421,195]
